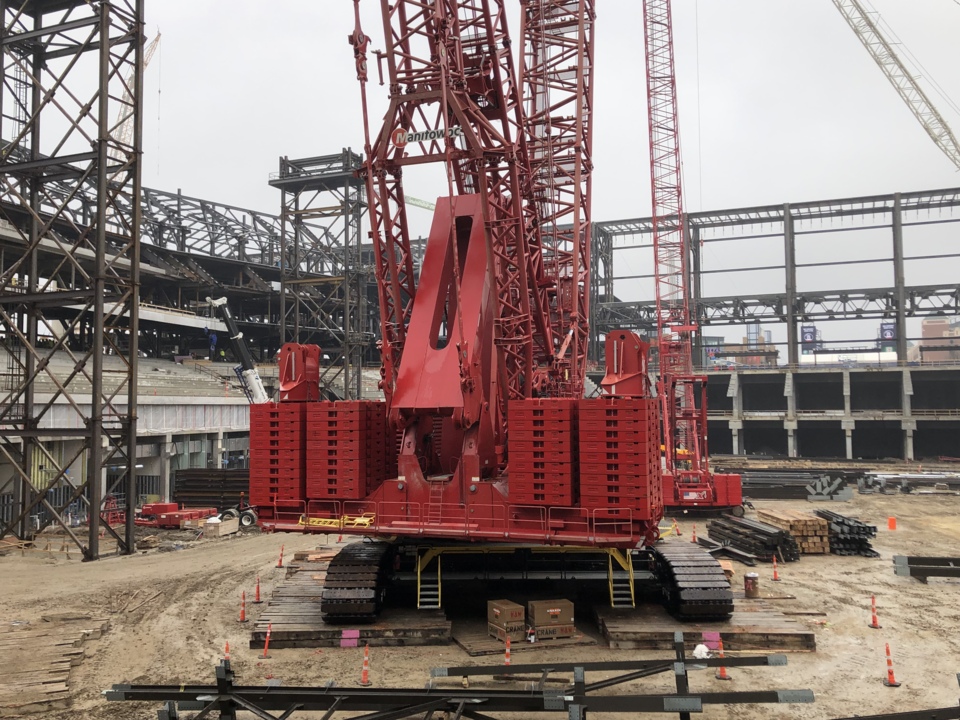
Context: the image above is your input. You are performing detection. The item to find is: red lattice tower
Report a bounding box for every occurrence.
[642,0,705,477]
[519,0,595,398]
[350,0,556,431]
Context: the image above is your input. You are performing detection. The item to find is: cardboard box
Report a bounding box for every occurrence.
[488,600,525,625]
[530,623,576,640]
[488,622,525,643]
[527,599,574,626]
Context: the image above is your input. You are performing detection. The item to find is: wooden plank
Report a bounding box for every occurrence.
[594,603,816,653]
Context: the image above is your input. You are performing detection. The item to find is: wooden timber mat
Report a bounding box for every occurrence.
[595,600,816,652]
[0,616,109,717]
[451,619,599,657]
[250,561,451,649]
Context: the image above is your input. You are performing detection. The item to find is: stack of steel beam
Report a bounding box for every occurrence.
[173,469,249,510]
[707,514,801,562]
[815,509,879,558]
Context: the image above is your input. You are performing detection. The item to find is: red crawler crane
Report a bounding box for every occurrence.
[641,0,742,513]
[250,0,732,622]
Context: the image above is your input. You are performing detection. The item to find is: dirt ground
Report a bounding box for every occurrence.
[2,492,959,719]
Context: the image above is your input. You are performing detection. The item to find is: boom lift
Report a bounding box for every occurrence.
[250,0,732,622]
[207,297,270,405]
[641,1,742,514]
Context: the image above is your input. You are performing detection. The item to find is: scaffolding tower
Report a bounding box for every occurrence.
[0,0,144,560]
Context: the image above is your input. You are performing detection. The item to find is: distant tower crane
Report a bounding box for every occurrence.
[641,0,741,511]
[115,32,160,151]
[832,0,960,171]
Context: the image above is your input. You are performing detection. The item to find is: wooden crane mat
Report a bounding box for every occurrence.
[451,620,598,657]
[249,561,451,649]
[595,600,817,653]
[0,618,109,716]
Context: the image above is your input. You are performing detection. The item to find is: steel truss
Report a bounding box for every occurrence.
[0,0,144,560]
[269,150,370,399]
[591,187,960,365]
[106,632,814,719]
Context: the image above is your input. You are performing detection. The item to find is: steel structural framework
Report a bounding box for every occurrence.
[591,187,960,366]
[0,0,144,560]
[269,151,369,399]
[106,634,814,719]
[520,0,595,397]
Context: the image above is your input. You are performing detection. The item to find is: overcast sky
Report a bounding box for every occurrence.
[140,1,960,349]
[141,0,960,215]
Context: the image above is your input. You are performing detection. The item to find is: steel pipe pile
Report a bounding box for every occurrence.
[815,510,879,558]
[707,515,801,563]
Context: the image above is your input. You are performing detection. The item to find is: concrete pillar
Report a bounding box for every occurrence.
[842,419,856,460]
[842,370,852,416]
[216,429,225,469]
[730,420,743,455]
[785,420,798,458]
[161,433,173,501]
[901,419,916,461]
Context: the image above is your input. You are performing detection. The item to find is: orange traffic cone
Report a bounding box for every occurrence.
[672,518,682,537]
[253,575,263,604]
[360,644,372,686]
[224,640,231,661]
[504,636,512,666]
[260,623,272,660]
[772,556,781,582]
[715,638,732,680]
[868,595,881,629]
[691,523,698,543]
[276,544,285,569]
[239,591,248,623]
[882,643,901,687]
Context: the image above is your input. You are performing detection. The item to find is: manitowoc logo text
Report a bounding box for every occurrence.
[392,126,464,147]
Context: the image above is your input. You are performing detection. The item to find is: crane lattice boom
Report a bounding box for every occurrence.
[832,0,960,171]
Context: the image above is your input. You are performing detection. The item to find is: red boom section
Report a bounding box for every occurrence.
[642,0,740,509]
[520,0,595,397]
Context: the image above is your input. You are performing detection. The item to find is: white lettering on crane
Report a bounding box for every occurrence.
[392,125,464,147]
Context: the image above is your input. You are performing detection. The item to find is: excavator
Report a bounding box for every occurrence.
[250,0,733,622]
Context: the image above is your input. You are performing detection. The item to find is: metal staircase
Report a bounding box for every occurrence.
[607,549,636,608]
[416,549,442,609]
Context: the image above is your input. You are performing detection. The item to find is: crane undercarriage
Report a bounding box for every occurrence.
[316,539,734,624]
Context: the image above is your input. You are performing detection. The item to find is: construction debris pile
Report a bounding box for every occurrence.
[815,509,879,558]
[757,509,830,554]
[707,515,801,563]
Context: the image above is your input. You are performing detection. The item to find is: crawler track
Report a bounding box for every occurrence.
[651,542,735,620]
[320,541,392,623]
